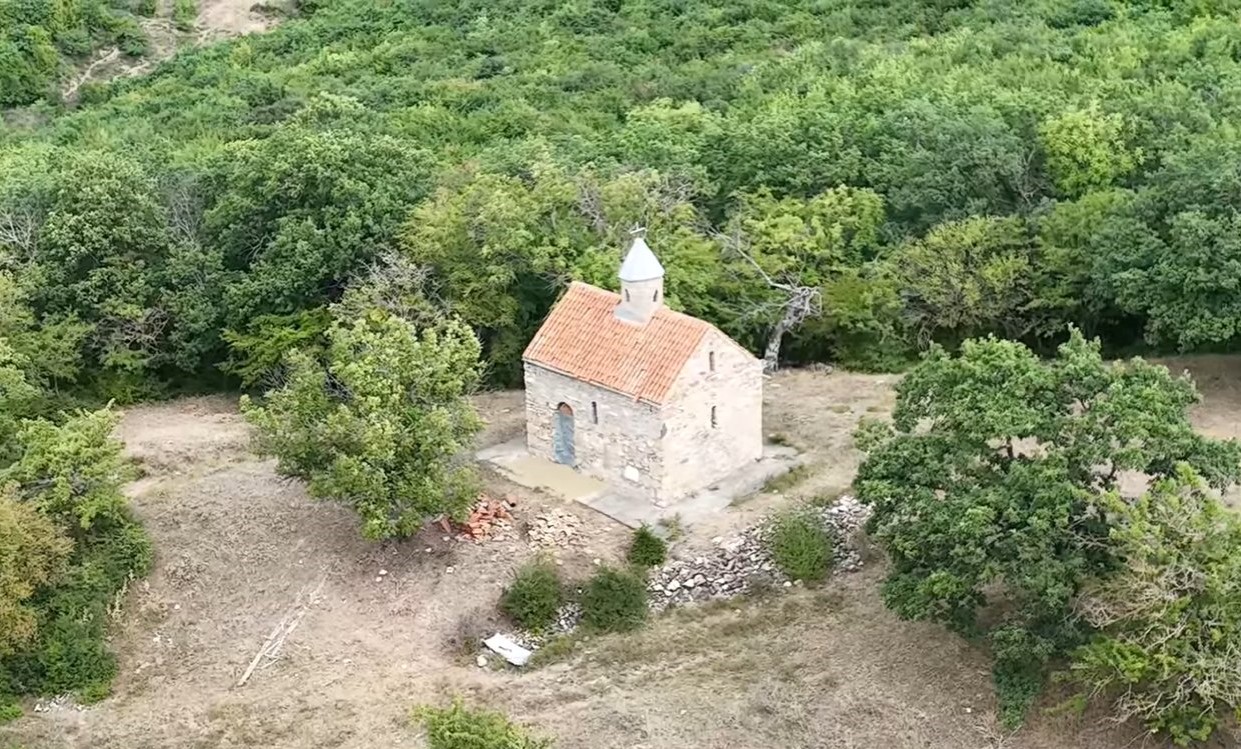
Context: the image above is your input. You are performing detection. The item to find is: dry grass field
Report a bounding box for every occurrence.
[2,358,1239,749]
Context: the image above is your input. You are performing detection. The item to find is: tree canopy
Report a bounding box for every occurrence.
[6,0,1241,389]
[242,312,484,540]
[854,330,1241,739]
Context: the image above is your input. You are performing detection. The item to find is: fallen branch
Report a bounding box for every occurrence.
[235,569,330,688]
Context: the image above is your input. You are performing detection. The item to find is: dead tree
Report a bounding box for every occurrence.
[0,197,44,267]
[716,227,822,372]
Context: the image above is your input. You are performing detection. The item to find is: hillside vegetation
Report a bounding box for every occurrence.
[4,0,1241,396]
[1,0,156,107]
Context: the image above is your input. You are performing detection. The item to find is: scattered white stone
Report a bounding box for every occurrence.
[528,509,585,548]
[445,566,455,574]
[646,495,873,613]
[378,569,388,576]
[623,466,641,482]
[484,634,533,667]
[476,655,488,668]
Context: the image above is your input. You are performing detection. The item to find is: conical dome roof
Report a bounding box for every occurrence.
[619,234,664,282]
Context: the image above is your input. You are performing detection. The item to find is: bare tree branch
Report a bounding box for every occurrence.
[714,223,822,372]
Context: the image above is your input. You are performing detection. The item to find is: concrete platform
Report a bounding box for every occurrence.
[477,438,802,529]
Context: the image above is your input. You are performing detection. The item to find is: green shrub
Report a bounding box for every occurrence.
[114,20,147,57]
[55,28,92,57]
[499,559,562,631]
[0,701,20,723]
[580,566,647,633]
[626,525,666,568]
[172,0,197,31]
[2,514,151,701]
[766,510,833,582]
[415,698,552,749]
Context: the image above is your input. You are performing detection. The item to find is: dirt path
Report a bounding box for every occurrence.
[3,362,1238,748]
[62,0,282,100]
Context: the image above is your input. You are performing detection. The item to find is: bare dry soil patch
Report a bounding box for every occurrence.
[3,360,1239,748]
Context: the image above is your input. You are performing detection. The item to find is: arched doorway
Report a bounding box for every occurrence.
[553,403,576,466]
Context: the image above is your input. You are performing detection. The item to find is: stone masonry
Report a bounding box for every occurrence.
[521,230,765,507]
[660,331,764,500]
[523,362,666,498]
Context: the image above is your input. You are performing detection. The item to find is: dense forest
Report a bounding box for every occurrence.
[4,0,1241,397]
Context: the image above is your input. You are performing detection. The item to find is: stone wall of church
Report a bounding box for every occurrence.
[523,363,666,498]
[660,332,764,500]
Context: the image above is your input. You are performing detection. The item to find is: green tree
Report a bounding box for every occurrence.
[853,330,1240,725]
[1071,467,1241,746]
[889,216,1035,345]
[1039,104,1141,197]
[204,118,430,332]
[0,339,42,461]
[1133,211,1241,350]
[0,486,72,657]
[1,408,132,532]
[242,314,484,540]
[1030,190,1162,339]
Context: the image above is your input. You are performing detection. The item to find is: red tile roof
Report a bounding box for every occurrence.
[523,282,715,405]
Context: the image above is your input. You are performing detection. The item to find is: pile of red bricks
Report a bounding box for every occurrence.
[456,494,517,542]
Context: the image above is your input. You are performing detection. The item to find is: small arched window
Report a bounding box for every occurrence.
[591,401,599,424]
[708,351,715,372]
[710,406,718,429]
[625,289,630,301]
[652,289,659,302]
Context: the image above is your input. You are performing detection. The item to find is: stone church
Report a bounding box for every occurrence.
[522,231,764,506]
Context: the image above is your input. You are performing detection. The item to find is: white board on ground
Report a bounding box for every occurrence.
[484,634,533,667]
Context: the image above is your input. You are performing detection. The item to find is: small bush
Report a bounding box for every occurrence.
[173,0,198,31]
[767,510,833,582]
[580,566,647,633]
[415,698,551,749]
[0,701,21,723]
[626,525,666,568]
[55,29,93,57]
[499,559,562,631]
[656,514,684,541]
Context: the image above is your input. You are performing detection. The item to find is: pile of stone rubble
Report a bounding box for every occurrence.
[483,496,873,665]
[648,494,872,611]
[526,509,584,549]
[33,694,82,713]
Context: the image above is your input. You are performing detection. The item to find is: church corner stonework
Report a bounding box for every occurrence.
[521,233,764,506]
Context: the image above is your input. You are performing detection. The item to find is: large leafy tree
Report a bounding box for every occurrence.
[242,314,484,540]
[203,109,430,335]
[854,330,1241,726]
[889,215,1035,346]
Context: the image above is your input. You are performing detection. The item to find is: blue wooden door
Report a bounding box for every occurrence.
[553,403,576,465]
